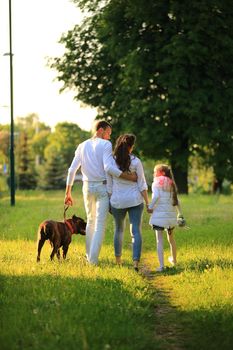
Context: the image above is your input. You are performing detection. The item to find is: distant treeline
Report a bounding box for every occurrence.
[0,114,90,190]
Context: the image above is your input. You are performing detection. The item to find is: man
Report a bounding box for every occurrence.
[64,120,136,265]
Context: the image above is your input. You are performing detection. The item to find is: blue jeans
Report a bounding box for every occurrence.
[111,203,144,261]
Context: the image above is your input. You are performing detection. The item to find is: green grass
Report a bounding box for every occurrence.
[144,194,233,350]
[0,188,233,350]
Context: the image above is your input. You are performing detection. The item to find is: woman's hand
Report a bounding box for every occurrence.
[146,204,153,213]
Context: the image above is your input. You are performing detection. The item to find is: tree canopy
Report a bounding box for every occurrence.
[48,122,90,166]
[50,0,233,193]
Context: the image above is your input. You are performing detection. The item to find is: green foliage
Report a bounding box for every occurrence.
[38,147,66,190]
[0,130,10,162]
[0,175,8,193]
[50,0,233,193]
[1,116,90,191]
[17,114,51,166]
[188,153,214,194]
[16,114,50,139]
[47,122,90,166]
[31,130,51,165]
[17,132,37,190]
[40,122,91,190]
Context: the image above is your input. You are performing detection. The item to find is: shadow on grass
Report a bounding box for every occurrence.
[142,267,233,350]
[181,307,233,350]
[1,269,233,350]
[0,273,158,350]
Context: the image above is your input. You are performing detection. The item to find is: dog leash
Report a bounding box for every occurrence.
[63,205,69,221]
[63,205,75,234]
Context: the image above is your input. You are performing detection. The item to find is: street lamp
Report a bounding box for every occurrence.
[4,0,15,206]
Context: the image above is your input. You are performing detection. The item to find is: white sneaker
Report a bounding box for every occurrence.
[156,266,164,272]
[168,256,175,266]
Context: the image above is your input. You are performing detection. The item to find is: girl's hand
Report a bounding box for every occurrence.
[146,204,153,213]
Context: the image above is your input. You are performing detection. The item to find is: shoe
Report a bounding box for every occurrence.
[156,266,164,272]
[168,256,175,266]
[134,267,139,272]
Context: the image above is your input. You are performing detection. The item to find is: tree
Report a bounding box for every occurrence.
[48,122,90,166]
[50,0,233,193]
[17,132,37,190]
[0,130,10,163]
[31,129,51,165]
[16,114,51,167]
[38,145,66,190]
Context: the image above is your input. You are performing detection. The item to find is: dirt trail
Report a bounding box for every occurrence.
[141,264,188,350]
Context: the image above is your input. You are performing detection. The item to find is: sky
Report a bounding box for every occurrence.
[0,0,97,131]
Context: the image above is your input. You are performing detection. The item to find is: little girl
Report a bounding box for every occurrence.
[147,164,185,272]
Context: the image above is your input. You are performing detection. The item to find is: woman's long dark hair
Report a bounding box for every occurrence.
[113,134,136,172]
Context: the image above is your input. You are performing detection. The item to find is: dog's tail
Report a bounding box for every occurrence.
[37,221,53,262]
[38,221,53,241]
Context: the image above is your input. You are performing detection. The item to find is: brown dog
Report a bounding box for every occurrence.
[36,215,86,262]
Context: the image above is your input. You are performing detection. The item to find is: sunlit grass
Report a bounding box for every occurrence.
[1,190,233,349]
[143,194,233,350]
[0,188,157,350]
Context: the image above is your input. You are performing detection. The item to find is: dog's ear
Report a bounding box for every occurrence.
[72,215,85,223]
[72,215,78,222]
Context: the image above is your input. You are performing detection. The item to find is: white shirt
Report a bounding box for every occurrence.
[107,155,148,209]
[66,137,122,185]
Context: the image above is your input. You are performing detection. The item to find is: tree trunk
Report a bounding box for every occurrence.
[171,163,188,194]
[170,136,189,194]
[212,177,223,194]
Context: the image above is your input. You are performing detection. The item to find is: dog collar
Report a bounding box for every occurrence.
[65,220,75,234]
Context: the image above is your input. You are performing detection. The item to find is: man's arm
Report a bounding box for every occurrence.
[119,171,137,182]
[64,185,73,206]
[103,141,122,177]
[103,142,137,182]
[64,146,81,206]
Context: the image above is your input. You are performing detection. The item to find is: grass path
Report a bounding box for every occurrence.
[1,190,233,350]
[141,258,191,350]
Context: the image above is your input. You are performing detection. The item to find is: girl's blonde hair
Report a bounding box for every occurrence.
[154,164,178,206]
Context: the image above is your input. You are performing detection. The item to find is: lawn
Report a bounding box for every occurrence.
[0,187,233,350]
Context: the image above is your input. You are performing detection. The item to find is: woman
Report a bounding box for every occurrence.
[107,134,149,271]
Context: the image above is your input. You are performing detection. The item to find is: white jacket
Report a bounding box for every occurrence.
[148,176,178,228]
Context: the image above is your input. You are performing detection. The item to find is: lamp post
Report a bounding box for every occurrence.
[6,0,15,206]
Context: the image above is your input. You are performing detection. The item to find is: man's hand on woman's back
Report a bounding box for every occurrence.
[120,171,138,182]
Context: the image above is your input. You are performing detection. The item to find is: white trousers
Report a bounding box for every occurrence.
[82,181,109,264]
